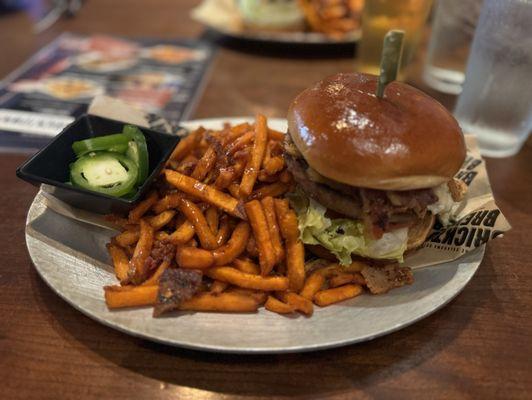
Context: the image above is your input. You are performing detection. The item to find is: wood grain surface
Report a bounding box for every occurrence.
[0,1,530,399]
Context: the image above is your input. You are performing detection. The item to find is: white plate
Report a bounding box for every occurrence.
[25,117,484,354]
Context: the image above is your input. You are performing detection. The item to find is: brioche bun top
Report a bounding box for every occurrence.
[287,73,466,190]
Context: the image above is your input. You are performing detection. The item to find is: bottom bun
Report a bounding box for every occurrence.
[406,213,436,251]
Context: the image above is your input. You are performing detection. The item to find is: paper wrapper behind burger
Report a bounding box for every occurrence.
[42,95,510,276]
[404,135,511,269]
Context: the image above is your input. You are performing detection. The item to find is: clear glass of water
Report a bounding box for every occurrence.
[423,0,483,94]
[454,0,532,158]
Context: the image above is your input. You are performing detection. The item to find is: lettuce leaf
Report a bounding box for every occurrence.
[288,190,408,265]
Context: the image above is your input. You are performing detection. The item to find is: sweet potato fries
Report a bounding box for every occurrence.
[104,115,370,317]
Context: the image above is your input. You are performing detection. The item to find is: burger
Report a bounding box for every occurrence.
[284,72,467,266]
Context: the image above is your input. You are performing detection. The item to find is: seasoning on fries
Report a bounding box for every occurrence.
[103,115,400,318]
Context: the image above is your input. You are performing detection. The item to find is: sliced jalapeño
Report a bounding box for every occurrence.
[123,125,149,185]
[70,151,138,197]
[72,133,130,157]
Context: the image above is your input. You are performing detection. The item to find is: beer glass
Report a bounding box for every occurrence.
[357,0,433,80]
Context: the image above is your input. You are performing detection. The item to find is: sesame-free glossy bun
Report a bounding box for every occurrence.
[287,73,466,190]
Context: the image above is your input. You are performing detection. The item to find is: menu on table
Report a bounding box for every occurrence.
[0,32,214,152]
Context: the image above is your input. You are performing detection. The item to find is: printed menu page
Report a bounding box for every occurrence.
[0,33,214,152]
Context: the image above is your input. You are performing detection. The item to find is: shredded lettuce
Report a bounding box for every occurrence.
[288,190,408,265]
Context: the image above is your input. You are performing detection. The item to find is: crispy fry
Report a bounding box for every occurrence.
[262,139,272,166]
[285,241,306,292]
[163,220,195,245]
[228,182,241,199]
[210,280,229,294]
[251,182,290,200]
[170,127,203,161]
[179,292,259,312]
[232,158,247,180]
[344,261,367,273]
[314,284,363,307]
[176,246,214,269]
[322,261,367,276]
[115,210,175,246]
[258,170,279,183]
[104,285,157,309]
[233,258,260,275]
[261,196,284,264]
[244,200,276,275]
[225,131,254,155]
[276,201,305,291]
[178,198,219,250]
[277,292,313,316]
[233,147,251,162]
[141,259,170,287]
[164,169,246,219]
[191,145,217,181]
[107,243,130,283]
[152,193,183,214]
[329,272,356,288]
[269,139,283,156]
[264,156,284,175]
[206,267,289,291]
[128,219,155,284]
[300,270,326,300]
[205,206,219,233]
[114,229,140,247]
[275,198,300,243]
[265,296,295,314]
[173,154,199,175]
[147,210,176,230]
[240,114,268,197]
[268,128,285,141]
[227,287,268,305]
[225,122,251,143]
[213,221,250,265]
[214,167,234,189]
[129,191,158,223]
[216,215,231,246]
[246,234,259,258]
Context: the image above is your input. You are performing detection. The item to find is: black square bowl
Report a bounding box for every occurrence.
[16,114,181,214]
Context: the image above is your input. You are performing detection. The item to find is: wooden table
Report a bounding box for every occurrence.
[1,1,530,399]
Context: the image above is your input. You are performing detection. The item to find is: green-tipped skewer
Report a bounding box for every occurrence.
[376,30,405,98]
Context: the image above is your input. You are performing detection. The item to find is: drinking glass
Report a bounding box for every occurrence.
[454,0,532,158]
[423,0,483,94]
[357,0,433,80]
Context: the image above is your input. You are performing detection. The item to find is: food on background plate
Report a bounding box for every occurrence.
[69,125,149,197]
[298,0,364,38]
[238,0,306,31]
[192,0,363,39]
[284,72,467,266]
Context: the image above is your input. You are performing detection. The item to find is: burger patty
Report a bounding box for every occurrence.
[284,136,438,237]
[285,151,363,219]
